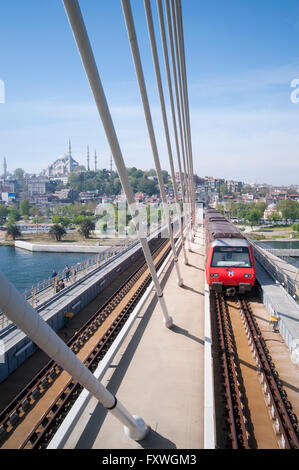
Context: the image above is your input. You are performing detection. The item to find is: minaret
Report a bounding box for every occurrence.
[87,145,90,171]
[68,139,72,174]
[3,157,7,179]
[94,150,97,172]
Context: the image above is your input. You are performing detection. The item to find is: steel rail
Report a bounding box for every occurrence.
[214,293,239,448]
[238,297,299,449]
[214,292,250,449]
[212,291,299,449]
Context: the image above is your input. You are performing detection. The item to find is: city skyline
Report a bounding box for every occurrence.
[2,150,299,190]
[0,1,299,185]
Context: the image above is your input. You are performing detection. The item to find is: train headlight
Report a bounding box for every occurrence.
[210,273,219,278]
[244,274,252,278]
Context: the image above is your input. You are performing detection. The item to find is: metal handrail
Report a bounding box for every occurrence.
[0,239,137,332]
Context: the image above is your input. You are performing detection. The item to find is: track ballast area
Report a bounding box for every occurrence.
[210,291,299,449]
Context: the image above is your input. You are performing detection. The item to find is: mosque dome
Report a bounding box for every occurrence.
[45,146,79,177]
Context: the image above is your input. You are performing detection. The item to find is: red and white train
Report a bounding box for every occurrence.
[205,209,256,295]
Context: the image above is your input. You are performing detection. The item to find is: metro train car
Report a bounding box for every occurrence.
[205,208,256,295]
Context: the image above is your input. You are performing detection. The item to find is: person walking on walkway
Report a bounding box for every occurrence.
[51,269,58,289]
[51,269,57,279]
[64,265,70,283]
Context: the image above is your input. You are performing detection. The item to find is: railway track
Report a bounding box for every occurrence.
[211,291,299,449]
[0,238,173,449]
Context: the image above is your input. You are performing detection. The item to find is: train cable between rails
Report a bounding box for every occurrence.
[211,291,299,450]
[0,237,173,450]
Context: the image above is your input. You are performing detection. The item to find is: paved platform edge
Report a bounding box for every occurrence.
[204,278,216,449]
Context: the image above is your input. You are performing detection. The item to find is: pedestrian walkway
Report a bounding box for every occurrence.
[61,227,206,450]
[249,278,299,425]
[256,261,299,360]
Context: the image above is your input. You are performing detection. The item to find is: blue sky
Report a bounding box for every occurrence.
[0,0,299,185]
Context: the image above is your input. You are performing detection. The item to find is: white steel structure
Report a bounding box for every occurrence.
[0,271,148,441]
[174,0,196,234]
[156,0,190,263]
[164,0,193,251]
[62,0,173,329]
[143,0,189,267]
[121,0,183,287]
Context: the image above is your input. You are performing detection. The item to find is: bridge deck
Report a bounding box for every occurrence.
[61,227,206,450]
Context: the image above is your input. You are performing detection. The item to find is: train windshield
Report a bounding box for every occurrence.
[211,246,252,268]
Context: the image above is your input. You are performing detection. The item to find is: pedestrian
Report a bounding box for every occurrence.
[52,269,58,290]
[64,265,70,282]
[58,280,65,291]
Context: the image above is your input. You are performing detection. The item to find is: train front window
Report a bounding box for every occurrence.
[211,247,252,268]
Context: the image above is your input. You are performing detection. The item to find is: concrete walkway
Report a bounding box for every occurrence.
[62,227,206,450]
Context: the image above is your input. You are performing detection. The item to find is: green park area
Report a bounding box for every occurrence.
[216,199,299,241]
[0,197,168,246]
